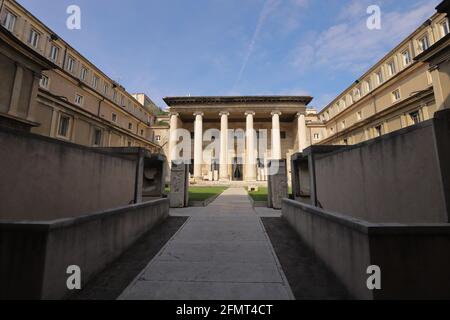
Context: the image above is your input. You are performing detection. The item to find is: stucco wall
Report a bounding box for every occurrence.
[0,127,137,220]
[0,198,169,299]
[314,120,447,223]
[282,199,450,299]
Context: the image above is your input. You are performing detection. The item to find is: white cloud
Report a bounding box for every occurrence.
[231,0,282,92]
[291,0,440,75]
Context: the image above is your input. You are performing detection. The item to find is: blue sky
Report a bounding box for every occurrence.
[17,0,440,110]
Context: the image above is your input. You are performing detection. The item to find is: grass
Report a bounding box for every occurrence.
[189,186,228,202]
[248,187,268,202]
[247,186,293,202]
[165,186,228,202]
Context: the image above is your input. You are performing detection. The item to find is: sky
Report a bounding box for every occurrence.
[17,0,441,110]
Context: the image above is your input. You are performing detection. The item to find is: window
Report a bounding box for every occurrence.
[112,90,117,102]
[112,113,117,123]
[93,129,102,146]
[127,141,132,147]
[376,70,384,85]
[354,87,361,100]
[120,95,125,107]
[39,74,49,89]
[313,133,320,140]
[28,29,40,48]
[50,45,60,62]
[357,111,363,121]
[58,115,71,137]
[3,10,17,32]
[392,89,401,102]
[156,135,161,142]
[92,75,99,89]
[341,121,346,130]
[280,131,287,139]
[348,94,354,105]
[410,111,421,125]
[375,125,382,137]
[140,129,144,136]
[418,35,430,52]
[67,56,75,73]
[74,94,84,106]
[365,79,372,93]
[343,138,348,145]
[80,67,88,81]
[402,50,411,66]
[441,19,449,37]
[103,83,109,96]
[387,61,396,76]
[128,123,133,130]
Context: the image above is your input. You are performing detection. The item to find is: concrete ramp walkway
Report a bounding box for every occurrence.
[119,187,294,300]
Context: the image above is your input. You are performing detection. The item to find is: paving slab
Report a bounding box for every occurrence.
[119,187,294,300]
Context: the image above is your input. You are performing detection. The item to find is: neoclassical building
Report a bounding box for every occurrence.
[164,96,319,183]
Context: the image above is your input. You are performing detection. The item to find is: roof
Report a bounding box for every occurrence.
[163,96,313,106]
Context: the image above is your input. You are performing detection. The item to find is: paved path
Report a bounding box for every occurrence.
[119,188,294,300]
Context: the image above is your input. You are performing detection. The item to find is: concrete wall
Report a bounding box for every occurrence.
[314,120,448,223]
[0,127,137,220]
[282,199,450,299]
[0,198,169,300]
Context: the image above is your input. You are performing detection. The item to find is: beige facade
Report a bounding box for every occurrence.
[312,12,450,145]
[0,0,161,152]
[164,96,313,183]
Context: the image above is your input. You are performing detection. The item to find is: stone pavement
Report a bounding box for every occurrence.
[119,187,294,300]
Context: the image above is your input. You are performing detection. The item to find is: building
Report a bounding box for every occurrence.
[164,96,318,183]
[312,10,450,146]
[0,0,161,152]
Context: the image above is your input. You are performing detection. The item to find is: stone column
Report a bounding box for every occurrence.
[193,111,204,180]
[219,111,229,181]
[271,111,282,160]
[168,112,179,165]
[297,112,307,152]
[245,111,256,181]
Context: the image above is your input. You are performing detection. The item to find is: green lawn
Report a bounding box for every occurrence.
[189,186,228,201]
[247,186,293,202]
[247,187,268,202]
[165,186,228,202]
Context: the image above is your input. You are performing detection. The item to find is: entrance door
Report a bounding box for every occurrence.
[232,157,243,181]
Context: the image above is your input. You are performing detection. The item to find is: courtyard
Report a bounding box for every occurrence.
[72,187,348,300]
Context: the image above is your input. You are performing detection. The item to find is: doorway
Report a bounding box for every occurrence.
[232,157,243,181]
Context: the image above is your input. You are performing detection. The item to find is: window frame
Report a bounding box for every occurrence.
[80,66,89,81]
[387,60,396,77]
[92,75,99,89]
[3,10,17,32]
[441,19,449,37]
[376,70,384,86]
[409,111,421,125]
[39,74,50,89]
[92,128,102,146]
[29,28,40,49]
[74,93,84,106]
[418,34,430,52]
[57,114,72,138]
[392,89,401,103]
[67,56,76,73]
[49,45,60,62]
[402,50,412,67]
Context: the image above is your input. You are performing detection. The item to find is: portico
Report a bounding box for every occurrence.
[164,96,314,184]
